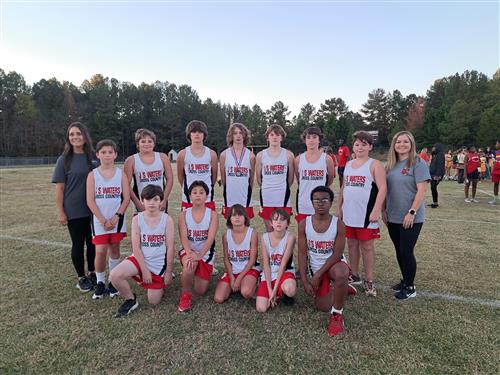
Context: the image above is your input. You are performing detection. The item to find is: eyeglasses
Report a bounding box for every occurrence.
[312,198,331,205]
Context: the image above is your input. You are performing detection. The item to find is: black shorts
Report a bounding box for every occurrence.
[467,170,479,181]
[338,166,346,176]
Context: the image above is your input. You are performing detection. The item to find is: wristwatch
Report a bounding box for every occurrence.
[408,209,416,216]
[115,212,124,218]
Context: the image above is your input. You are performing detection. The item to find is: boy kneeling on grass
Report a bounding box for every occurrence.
[110,184,174,317]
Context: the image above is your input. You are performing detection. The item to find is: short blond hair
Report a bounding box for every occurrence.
[135,128,156,145]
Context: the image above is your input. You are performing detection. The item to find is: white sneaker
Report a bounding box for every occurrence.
[488,199,498,205]
[464,198,471,203]
[471,198,479,203]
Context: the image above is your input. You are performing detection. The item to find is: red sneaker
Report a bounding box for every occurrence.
[178,292,192,312]
[327,313,344,336]
[347,284,358,296]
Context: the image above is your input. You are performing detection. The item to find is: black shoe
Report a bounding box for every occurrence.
[115,294,139,318]
[391,280,404,291]
[107,282,120,298]
[92,282,106,300]
[282,295,295,306]
[88,272,97,287]
[394,285,416,300]
[76,276,93,293]
[349,274,362,285]
[427,203,439,208]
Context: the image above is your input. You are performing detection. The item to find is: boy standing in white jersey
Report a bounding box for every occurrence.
[295,127,335,223]
[124,128,173,212]
[177,120,218,211]
[219,123,255,219]
[255,124,295,232]
[298,186,351,336]
[86,140,130,299]
[337,131,386,297]
[110,185,174,317]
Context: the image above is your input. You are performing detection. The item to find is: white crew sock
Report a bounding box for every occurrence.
[108,258,120,272]
[330,306,343,315]
[96,272,106,284]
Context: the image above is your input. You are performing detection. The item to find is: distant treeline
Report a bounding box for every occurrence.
[1,68,498,157]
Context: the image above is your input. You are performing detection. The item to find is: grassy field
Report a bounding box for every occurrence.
[1,166,499,375]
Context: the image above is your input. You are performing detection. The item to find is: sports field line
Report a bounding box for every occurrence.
[426,218,500,225]
[1,234,499,309]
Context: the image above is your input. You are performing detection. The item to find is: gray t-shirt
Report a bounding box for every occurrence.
[52,154,95,220]
[386,158,430,224]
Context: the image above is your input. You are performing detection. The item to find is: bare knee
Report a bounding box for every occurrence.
[282,281,297,297]
[256,302,268,313]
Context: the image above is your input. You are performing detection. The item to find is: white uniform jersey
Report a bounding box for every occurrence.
[91,168,126,236]
[226,227,254,274]
[306,215,345,274]
[261,231,295,282]
[297,153,328,215]
[185,207,215,264]
[133,152,165,202]
[138,212,169,275]
[342,158,379,229]
[182,146,214,203]
[260,148,291,207]
[223,147,252,207]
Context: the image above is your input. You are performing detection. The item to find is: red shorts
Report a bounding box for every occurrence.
[178,249,213,281]
[345,226,380,241]
[127,256,166,290]
[492,173,500,183]
[294,213,310,223]
[258,206,293,221]
[181,201,216,211]
[256,271,296,298]
[314,259,351,298]
[219,269,261,283]
[92,232,127,245]
[222,206,254,219]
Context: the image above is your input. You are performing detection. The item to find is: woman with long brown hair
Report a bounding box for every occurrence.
[52,122,97,293]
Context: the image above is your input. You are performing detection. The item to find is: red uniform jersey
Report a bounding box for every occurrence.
[337,146,350,167]
[493,150,500,175]
[466,152,481,174]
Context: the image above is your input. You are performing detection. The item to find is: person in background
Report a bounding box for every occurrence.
[489,141,500,205]
[456,147,466,184]
[419,147,429,165]
[444,150,453,180]
[52,122,98,293]
[428,143,445,208]
[464,146,481,203]
[336,139,350,188]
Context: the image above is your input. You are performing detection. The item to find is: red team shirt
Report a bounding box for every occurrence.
[337,146,350,168]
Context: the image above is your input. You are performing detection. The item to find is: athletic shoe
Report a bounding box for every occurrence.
[327,313,344,336]
[488,199,498,205]
[178,292,192,312]
[391,280,404,291]
[282,295,295,306]
[471,198,479,203]
[115,294,139,318]
[394,285,417,300]
[76,276,93,293]
[107,282,120,298]
[364,281,377,297]
[347,284,358,296]
[464,198,471,203]
[92,282,106,300]
[348,274,362,285]
[88,272,97,287]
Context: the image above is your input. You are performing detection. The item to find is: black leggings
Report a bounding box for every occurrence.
[387,222,423,286]
[67,217,95,277]
[430,179,440,203]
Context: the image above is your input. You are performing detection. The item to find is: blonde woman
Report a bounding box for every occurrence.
[383,131,430,300]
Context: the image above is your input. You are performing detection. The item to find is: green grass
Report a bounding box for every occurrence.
[1,166,499,374]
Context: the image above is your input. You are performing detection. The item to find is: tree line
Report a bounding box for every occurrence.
[1,68,498,158]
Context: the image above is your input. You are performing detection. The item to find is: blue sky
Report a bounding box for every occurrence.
[1,1,498,115]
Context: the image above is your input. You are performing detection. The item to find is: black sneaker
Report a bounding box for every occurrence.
[88,272,97,287]
[92,282,106,300]
[349,274,362,285]
[282,295,295,306]
[107,282,120,298]
[76,276,93,293]
[395,285,417,300]
[391,280,404,291]
[115,294,139,318]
